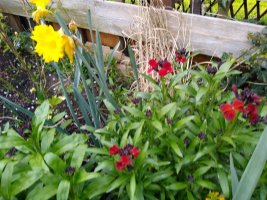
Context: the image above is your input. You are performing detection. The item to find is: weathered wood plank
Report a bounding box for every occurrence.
[0,0,265,57]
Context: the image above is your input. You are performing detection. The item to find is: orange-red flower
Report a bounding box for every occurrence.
[109,145,120,155]
[220,103,236,121]
[148,58,173,77]
[130,147,140,158]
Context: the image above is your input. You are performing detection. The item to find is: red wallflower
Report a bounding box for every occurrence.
[130,147,140,158]
[175,55,187,63]
[148,59,159,73]
[232,99,244,112]
[111,144,141,171]
[121,155,132,166]
[158,61,173,77]
[148,59,173,77]
[175,48,187,63]
[109,145,120,155]
[115,155,132,171]
[115,160,125,171]
[249,112,260,125]
[220,103,236,121]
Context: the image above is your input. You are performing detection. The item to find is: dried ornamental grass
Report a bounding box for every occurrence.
[125,0,193,91]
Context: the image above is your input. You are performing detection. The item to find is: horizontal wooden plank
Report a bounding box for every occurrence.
[0,0,265,57]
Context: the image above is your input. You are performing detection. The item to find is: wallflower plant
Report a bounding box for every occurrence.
[88,57,267,199]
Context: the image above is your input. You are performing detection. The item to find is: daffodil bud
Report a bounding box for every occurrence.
[68,20,78,33]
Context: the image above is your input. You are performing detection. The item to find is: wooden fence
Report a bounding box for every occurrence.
[0,0,265,58]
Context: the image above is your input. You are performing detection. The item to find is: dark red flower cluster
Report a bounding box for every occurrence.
[220,85,262,125]
[148,58,174,77]
[109,144,140,171]
[175,48,187,63]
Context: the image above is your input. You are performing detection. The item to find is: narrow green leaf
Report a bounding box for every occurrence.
[128,45,139,90]
[218,170,230,198]
[107,41,120,69]
[217,59,234,74]
[44,152,66,174]
[195,87,208,104]
[74,170,101,184]
[52,112,66,123]
[71,144,87,169]
[151,120,163,132]
[174,116,195,131]
[133,121,144,146]
[26,184,57,200]
[33,100,49,130]
[130,174,136,200]
[53,62,80,127]
[0,95,33,118]
[159,103,176,118]
[74,64,81,88]
[73,88,92,126]
[52,134,87,155]
[193,166,211,178]
[41,128,56,153]
[193,145,216,162]
[106,176,129,193]
[170,141,183,158]
[11,170,43,196]
[195,180,217,189]
[123,106,144,118]
[150,170,173,183]
[187,190,194,200]
[0,135,27,149]
[1,162,14,199]
[233,126,267,200]
[86,148,109,155]
[57,180,70,200]
[83,175,114,198]
[95,30,106,83]
[230,153,239,196]
[166,182,188,190]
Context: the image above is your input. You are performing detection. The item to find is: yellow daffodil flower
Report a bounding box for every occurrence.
[30,0,51,8]
[32,7,51,24]
[31,25,64,63]
[58,28,75,63]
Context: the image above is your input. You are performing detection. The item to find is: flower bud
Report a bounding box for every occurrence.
[69,19,78,33]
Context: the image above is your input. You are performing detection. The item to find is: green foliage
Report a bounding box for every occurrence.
[86,59,266,199]
[228,27,267,96]
[0,101,93,200]
[53,11,121,144]
[233,126,267,200]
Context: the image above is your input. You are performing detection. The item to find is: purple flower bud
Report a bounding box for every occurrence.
[198,132,206,140]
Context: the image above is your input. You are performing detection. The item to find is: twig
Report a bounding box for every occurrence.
[0,116,21,122]
[43,118,65,128]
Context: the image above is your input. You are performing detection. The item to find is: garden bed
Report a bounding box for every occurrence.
[0,0,267,200]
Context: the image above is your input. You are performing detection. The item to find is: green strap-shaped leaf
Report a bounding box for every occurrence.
[52,134,87,155]
[71,144,87,169]
[57,180,70,200]
[26,184,58,200]
[11,170,43,196]
[1,162,14,200]
[130,174,136,200]
[218,170,230,198]
[128,45,139,91]
[44,152,66,174]
[233,126,267,200]
[53,62,80,128]
[166,182,188,191]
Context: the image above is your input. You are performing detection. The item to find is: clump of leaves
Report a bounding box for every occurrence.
[0,101,98,200]
[228,27,267,96]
